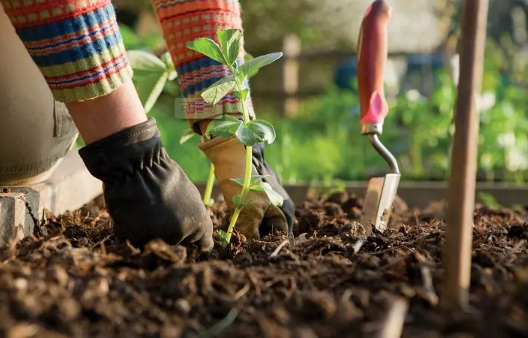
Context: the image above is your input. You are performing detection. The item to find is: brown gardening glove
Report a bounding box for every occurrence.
[78,117,214,255]
[199,135,295,239]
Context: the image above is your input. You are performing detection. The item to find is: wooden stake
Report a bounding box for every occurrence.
[442,0,489,310]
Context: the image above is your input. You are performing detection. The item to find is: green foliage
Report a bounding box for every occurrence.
[216,229,229,248]
[119,24,165,51]
[390,70,456,178]
[187,37,227,65]
[477,192,501,209]
[232,195,253,207]
[250,182,284,206]
[204,115,241,138]
[179,128,196,145]
[121,20,528,187]
[236,119,276,146]
[239,53,283,79]
[127,50,177,113]
[236,0,330,51]
[217,29,243,66]
[201,77,237,105]
[230,175,284,207]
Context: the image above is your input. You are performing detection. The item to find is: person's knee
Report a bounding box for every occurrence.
[0,101,79,186]
[0,7,79,185]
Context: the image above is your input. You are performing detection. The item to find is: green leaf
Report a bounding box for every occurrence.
[236,71,246,83]
[230,178,245,186]
[235,124,260,146]
[160,52,178,80]
[235,119,277,146]
[239,52,283,78]
[232,195,241,207]
[262,183,284,207]
[167,69,177,81]
[233,175,271,189]
[160,51,174,68]
[205,115,242,138]
[232,195,252,208]
[250,182,283,207]
[244,53,254,63]
[127,50,171,113]
[234,89,249,101]
[187,37,226,65]
[120,25,142,49]
[210,75,236,86]
[217,229,228,238]
[249,184,265,192]
[128,50,167,72]
[135,71,169,113]
[217,29,242,66]
[250,175,270,184]
[179,128,196,144]
[216,229,229,247]
[201,76,236,105]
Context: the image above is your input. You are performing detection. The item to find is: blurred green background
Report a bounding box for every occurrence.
[109,0,528,184]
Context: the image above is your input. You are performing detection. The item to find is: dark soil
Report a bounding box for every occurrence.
[1,192,528,338]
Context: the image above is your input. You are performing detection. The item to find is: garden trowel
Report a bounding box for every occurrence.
[357,0,400,234]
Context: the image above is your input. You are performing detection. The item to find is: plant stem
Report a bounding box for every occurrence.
[203,163,215,207]
[225,74,253,244]
[225,146,252,242]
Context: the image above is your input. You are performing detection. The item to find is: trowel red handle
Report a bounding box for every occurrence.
[357,0,391,126]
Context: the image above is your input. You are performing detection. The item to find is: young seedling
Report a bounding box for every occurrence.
[187,29,284,246]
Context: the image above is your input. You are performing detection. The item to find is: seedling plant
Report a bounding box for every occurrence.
[126,30,284,246]
[187,29,284,246]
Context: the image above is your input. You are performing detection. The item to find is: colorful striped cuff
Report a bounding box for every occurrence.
[150,0,255,122]
[1,0,133,102]
[151,0,244,65]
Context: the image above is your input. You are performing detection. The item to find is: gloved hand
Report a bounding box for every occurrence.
[199,135,295,239]
[78,117,214,254]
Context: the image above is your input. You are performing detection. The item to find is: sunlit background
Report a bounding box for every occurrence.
[108,0,528,185]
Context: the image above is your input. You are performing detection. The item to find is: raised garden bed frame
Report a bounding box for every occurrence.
[195,181,528,209]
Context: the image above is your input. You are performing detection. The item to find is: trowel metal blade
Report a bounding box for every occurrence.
[361,173,401,233]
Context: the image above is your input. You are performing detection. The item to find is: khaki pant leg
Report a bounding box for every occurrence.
[0,6,79,186]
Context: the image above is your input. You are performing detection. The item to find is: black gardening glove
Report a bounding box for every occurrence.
[252,142,295,235]
[78,118,214,254]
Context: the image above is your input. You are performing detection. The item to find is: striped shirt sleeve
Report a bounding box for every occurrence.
[150,0,255,123]
[0,0,133,102]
